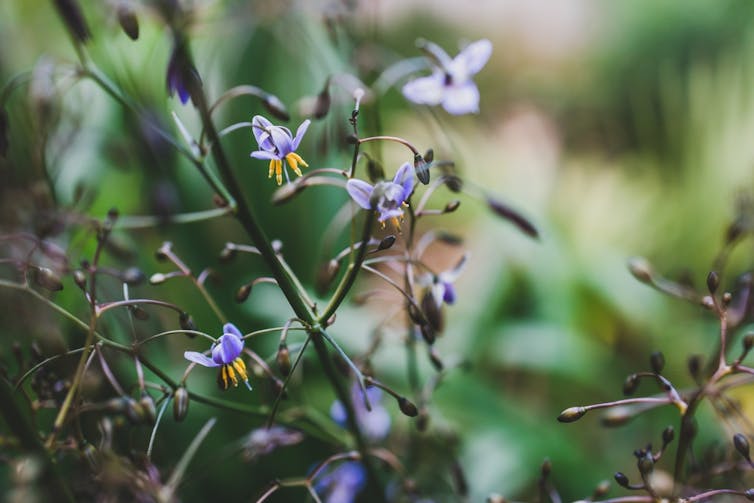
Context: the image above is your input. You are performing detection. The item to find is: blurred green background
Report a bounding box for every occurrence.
[3,0,754,501]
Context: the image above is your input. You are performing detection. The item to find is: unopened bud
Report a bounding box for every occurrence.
[149,273,167,285]
[33,267,63,291]
[637,451,654,475]
[262,94,290,122]
[650,351,665,374]
[312,83,331,120]
[706,271,720,294]
[444,200,461,213]
[122,267,145,285]
[614,472,629,488]
[444,175,463,192]
[628,257,654,284]
[53,0,91,43]
[486,198,539,239]
[414,153,430,185]
[662,426,675,446]
[397,397,418,417]
[421,291,444,332]
[139,393,156,425]
[735,433,751,462]
[124,397,145,424]
[73,269,87,289]
[557,406,587,423]
[277,344,291,376]
[178,312,196,335]
[236,283,252,303]
[688,354,702,379]
[623,374,639,396]
[117,4,139,40]
[419,322,436,345]
[173,386,189,422]
[377,235,396,250]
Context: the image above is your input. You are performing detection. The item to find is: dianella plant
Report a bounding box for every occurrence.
[0,2,535,502]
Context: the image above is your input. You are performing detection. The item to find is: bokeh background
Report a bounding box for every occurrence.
[3,0,754,501]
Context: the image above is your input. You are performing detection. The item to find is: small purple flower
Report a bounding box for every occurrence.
[249,115,310,185]
[166,41,201,105]
[314,461,366,503]
[428,253,468,307]
[346,162,415,226]
[330,385,391,442]
[241,426,304,461]
[184,323,252,391]
[402,39,492,115]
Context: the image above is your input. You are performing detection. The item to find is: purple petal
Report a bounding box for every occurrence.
[330,399,347,426]
[268,126,294,156]
[401,73,445,106]
[455,39,492,76]
[184,351,219,367]
[346,179,374,210]
[251,115,273,149]
[291,119,311,151]
[441,82,480,115]
[211,333,243,365]
[223,322,243,340]
[393,162,415,201]
[361,404,391,441]
[250,150,279,160]
[442,282,456,304]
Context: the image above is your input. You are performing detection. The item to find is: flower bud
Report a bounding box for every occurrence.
[117,4,139,40]
[277,344,291,376]
[623,373,639,396]
[236,283,252,303]
[688,354,702,379]
[444,200,461,213]
[33,267,63,291]
[706,271,720,294]
[419,322,436,345]
[662,425,675,446]
[444,175,463,192]
[149,273,167,285]
[614,472,629,488]
[139,393,156,425]
[121,267,145,285]
[397,397,418,417]
[414,153,430,185]
[637,451,654,475]
[735,433,751,462]
[486,197,539,239]
[312,83,331,120]
[377,235,396,250]
[124,397,145,424]
[262,94,290,122]
[173,386,189,422]
[591,481,610,499]
[421,290,444,332]
[627,257,654,284]
[557,406,586,423]
[178,312,196,336]
[428,347,444,371]
[53,0,91,44]
[650,351,665,374]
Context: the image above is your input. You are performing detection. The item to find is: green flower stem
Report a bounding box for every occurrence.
[0,378,75,503]
[115,207,232,229]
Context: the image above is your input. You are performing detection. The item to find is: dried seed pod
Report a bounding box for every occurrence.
[623,373,639,396]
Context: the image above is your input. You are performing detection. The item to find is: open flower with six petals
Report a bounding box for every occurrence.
[184,322,252,391]
[346,162,415,227]
[250,115,310,185]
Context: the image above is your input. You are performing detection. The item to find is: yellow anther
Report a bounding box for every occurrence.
[268,160,275,179]
[275,159,283,185]
[218,365,229,390]
[285,152,308,177]
[232,358,248,382]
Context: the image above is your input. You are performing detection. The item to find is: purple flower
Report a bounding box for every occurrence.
[241,426,304,461]
[402,39,492,115]
[427,253,468,307]
[184,323,252,391]
[314,461,366,503]
[346,162,415,226]
[330,385,391,442]
[249,115,310,185]
[166,41,201,105]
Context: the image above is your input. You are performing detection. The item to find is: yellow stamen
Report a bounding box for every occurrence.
[232,358,248,382]
[217,365,230,390]
[226,363,239,387]
[285,152,308,178]
[268,160,275,179]
[275,159,283,185]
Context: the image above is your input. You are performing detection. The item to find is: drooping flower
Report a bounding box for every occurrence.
[249,115,310,185]
[184,323,252,391]
[427,253,468,307]
[166,39,202,105]
[330,384,391,442]
[402,39,492,115]
[346,162,415,226]
[314,461,366,503]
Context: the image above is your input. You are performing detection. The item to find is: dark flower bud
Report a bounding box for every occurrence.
[345,134,359,145]
[444,200,461,213]
[662,426,675,446]
[178,312,196,336]
[628,257,654,284]
[614,472,630,488]
[735,433,751,462]
[124,397,145,424]
[367,157,385,183]
[688,354,702,379]
[130,305,150,321]
[139,393,156,425]
[637,451,654,475]
[235,283,252,303]
[419,322,436,345]
[444,175,463,192]
[262,94,290,122]
[421,291,444,333]
[377,235,396,250]
[557,406,586,423]
[173,386,189,422]
[117,4,139,40]
[166,38,202,105]
[437,232,464,245]
[312,82,331,120]
[650,351,665,373]
[623,373,639,396]
[53,0,91,44]
[219,244,237,263]
[414,153,430,185]
[428,347,444,371]
[486,197,539,239]
[744,333,754,351]
[397,397,419,417]
[121,267,145,285]
[73,269,87,290]
[0,107,8,157]
[277,344,291,376]
[706,271,720,294]
[33,267,63,292]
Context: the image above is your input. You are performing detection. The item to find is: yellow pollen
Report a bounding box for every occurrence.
[232,358,248,382]
[218,365,230,390]
[285,152,308,178]
[267,160,275,179]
